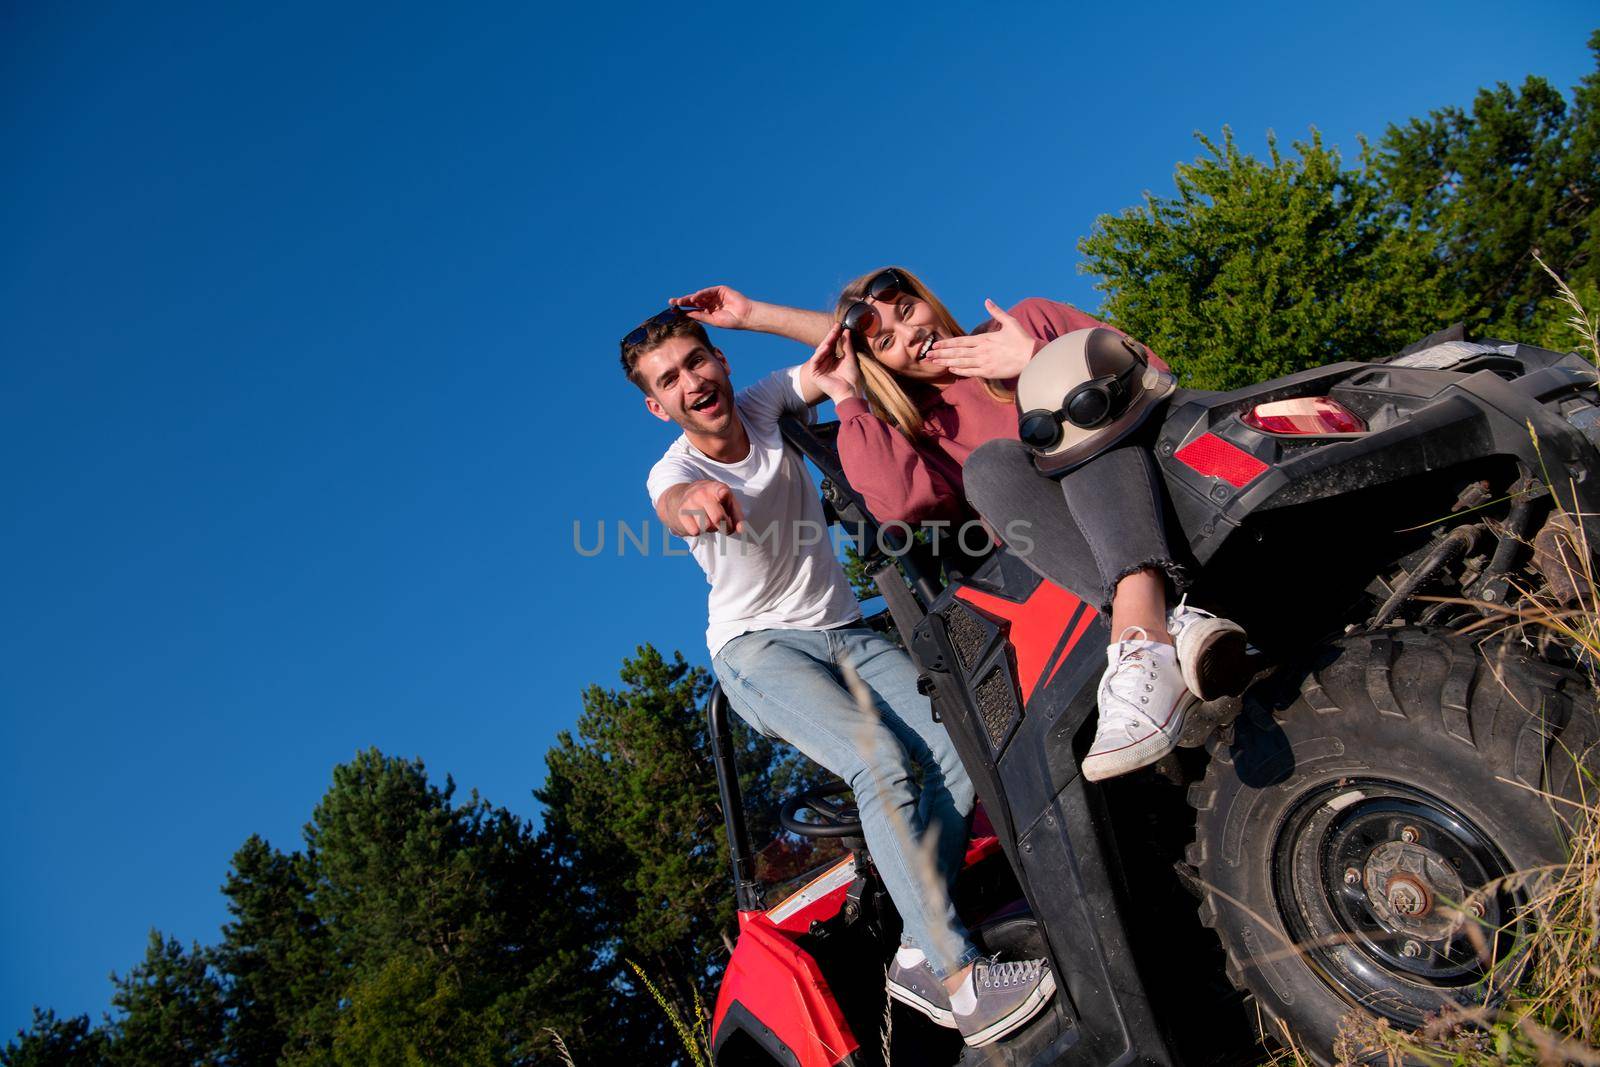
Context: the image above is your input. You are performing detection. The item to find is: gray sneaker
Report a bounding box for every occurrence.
[886,955,955,1027]
[955,956,1056,1047]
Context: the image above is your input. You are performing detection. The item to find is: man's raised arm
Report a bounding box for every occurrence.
[671,285,833,348]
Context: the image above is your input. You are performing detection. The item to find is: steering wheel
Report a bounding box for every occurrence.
[779,782,864,838]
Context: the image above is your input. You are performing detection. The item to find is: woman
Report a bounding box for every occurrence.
[673,271,1250,781]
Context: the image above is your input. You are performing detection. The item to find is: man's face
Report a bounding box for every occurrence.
[637,334,737,435]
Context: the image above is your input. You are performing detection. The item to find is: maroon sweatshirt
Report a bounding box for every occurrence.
[833,297,1147,525]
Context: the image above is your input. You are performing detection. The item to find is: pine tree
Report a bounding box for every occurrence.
[1379,30,1600,348]
[1,1009,110,1067]
[536,644,822,1060]
[104,933,225,1067]
[215,835,335,1063]
[295,749,571,1065]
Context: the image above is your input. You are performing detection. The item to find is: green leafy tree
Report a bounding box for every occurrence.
[1080,34,1600,386]
[536,646,727,1056]
[1079,128,1447,390]
[1379,30,1600,348]
[327,951,514,1067]
[104,933,225,1067]
[2,1009,110,1067]
[843,542,879,601]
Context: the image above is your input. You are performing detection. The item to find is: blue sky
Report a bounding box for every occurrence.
[3,0,1594,1038]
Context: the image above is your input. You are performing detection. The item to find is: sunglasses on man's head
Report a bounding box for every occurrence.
[840,269,910,341]
[621,305,699,350]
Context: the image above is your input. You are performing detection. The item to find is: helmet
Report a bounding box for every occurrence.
[1015,328,1176,475]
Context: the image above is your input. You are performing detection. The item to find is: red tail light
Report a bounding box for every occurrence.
[1243,397,1366,435]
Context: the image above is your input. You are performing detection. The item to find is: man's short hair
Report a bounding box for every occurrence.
[620,314,715,393]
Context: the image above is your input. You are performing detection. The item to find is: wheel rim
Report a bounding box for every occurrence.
[1272,778,1525,1026]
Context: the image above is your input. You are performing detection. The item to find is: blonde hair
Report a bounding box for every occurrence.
[833,266,1013,440]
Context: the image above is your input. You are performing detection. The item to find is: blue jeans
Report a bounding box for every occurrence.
[713,626,980,979]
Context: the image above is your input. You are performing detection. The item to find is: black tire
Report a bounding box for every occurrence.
[1187,629,1598,1063]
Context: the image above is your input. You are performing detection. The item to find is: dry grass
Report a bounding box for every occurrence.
[879,965,894,1065]
[1259,1014,1316,1066]
[1322,784,1599,1066]
[1534,249,1599,369]
[541,1027,578,1067]
[1252,259,1600,1065]
[1331,519,1600,1064]
[626,959,711,1067]
[1247,637,1600,1061]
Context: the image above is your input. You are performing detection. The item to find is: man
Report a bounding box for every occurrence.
[623,304,1055,1047]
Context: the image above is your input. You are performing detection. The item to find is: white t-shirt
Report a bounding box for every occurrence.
[647,366,862,656]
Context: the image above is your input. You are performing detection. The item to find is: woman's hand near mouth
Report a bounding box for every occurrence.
[929,299,1039,381]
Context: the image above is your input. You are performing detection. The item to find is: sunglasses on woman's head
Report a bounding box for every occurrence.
[840,269,910,340]
[621,305,698,349]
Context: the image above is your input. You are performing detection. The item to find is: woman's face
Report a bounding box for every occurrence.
[856,291,957,384]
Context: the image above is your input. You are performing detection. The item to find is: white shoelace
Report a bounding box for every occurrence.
[1169,593,1222,631]
[1099,627,1171,739]
[976,956,1044,991]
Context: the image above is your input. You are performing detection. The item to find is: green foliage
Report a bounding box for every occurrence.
[843,543,879,601]
[327,952,512,1067]
[538,646,723,966]
[286,748,573,1065]
[216,835,335,1063]
[1080,33,1600,386]
[535,645,821,1056]
[1079,128,1448,389]
[302,749,542,985]
[1379,30,1600,348]
[105,933,225,1067]
[1,644,818,1066]
[2,1009,109,1067]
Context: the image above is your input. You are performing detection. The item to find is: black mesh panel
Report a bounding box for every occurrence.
[975,665,1018,753]
[944,601,988,672]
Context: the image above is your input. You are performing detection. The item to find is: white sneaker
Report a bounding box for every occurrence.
[1082,627,1196,782]
[1166,596,1252,701]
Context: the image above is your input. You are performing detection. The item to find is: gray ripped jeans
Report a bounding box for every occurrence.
[963,439,1187,614]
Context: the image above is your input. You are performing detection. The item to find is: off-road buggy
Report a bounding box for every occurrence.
[705,328,1600,1066]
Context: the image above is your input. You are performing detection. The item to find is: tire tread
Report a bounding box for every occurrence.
[1188,628,1599,1062]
